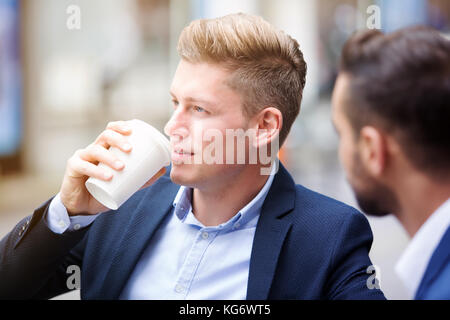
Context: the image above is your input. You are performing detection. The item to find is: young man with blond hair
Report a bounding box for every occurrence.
[1,13,384,300]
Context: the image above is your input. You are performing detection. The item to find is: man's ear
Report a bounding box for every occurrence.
[358,126,388,176]
[250,107,282,149]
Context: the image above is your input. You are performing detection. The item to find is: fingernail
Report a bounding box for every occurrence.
[115,161,124,169]
[104,171,113,179]
[123,143,132,151]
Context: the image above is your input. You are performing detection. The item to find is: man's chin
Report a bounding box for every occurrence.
[169,164,197,187]
[169,166,186,185]
[355,193,393,217]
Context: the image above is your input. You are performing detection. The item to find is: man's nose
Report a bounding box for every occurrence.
[164,108,189,140]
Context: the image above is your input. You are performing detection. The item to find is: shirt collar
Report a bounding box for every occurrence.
[395,198,450,299]
[172,186,192,221]
[172,163,277,230]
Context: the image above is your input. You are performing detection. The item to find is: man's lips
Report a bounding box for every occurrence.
[171,148,195,162]
[173,147,194,155]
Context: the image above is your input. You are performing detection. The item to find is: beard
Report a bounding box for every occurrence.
[350,151,398,217]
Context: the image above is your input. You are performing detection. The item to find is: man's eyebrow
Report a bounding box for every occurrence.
[169,91,214,107]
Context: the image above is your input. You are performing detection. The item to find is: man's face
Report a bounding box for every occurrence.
[332,74,395,216]
[164,60,250,189]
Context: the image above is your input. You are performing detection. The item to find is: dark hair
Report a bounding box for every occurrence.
[340,26,450,176]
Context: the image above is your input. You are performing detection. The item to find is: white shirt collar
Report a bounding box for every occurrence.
[395,198,450,299]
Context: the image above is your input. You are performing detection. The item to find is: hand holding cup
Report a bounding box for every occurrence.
[60,120,170,216]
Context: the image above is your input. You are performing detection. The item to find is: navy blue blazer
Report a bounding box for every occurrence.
[415,227,450,299]
[0,163,385,299]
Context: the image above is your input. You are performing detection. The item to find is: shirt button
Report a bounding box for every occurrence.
[73,224,81,230]
[201,232,209,239]
[58,220,66,228]
[175,284,184,293]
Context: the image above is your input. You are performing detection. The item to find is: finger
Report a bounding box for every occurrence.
[69,157,114,181]
[95,129,133,153]
[106,121,132,135]
[79,144,125,171]
[139,167,167,190]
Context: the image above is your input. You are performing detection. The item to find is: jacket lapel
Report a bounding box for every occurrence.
[415,226,450,299]
[246,163,296,300]
[98,178,179,299]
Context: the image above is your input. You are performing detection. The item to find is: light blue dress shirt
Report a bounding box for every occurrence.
[47,166,275,299]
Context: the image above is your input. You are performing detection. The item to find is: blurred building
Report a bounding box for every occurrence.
[1,0,450,299]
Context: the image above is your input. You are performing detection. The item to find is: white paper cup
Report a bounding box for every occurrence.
[85,119,171,210]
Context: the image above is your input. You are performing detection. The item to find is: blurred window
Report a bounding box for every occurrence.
[0,0,21,174]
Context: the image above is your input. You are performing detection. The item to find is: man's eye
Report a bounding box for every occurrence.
[172,100,179,107]
[193,106,206,113]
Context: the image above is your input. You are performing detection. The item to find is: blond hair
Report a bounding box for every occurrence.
[177,13,307,145]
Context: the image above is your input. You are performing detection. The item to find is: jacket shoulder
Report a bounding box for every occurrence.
[268,183,381,299]
[291,184,366,227]
[285,184,373,257]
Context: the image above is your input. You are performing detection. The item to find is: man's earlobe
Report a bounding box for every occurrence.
[253,128,281,149]
[359,126,387,176]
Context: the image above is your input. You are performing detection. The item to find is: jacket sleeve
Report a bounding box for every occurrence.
[324,209,386,300]
[0,197,90,300]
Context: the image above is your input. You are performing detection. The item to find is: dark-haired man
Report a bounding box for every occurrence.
[332,26,450,299]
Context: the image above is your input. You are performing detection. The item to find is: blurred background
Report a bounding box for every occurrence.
[1,0,449,300]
